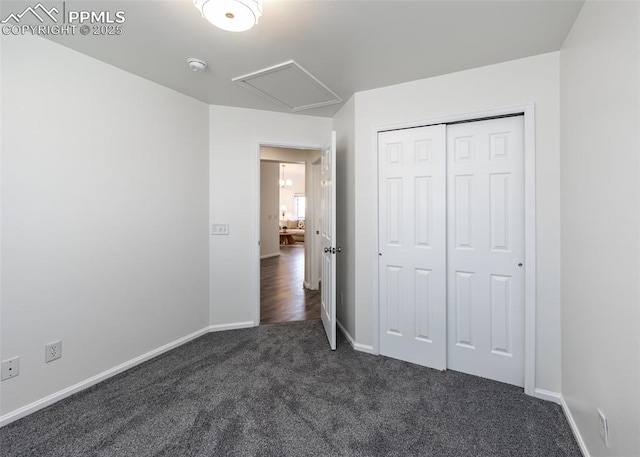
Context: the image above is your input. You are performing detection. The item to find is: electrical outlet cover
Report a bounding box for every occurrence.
[1,357,20,381]
[598,408,610,447]
[45,340,63,363]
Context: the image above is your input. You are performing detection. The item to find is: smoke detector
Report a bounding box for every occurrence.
[187,58,207,72]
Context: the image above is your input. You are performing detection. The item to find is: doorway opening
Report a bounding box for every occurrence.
[259,147,322,324]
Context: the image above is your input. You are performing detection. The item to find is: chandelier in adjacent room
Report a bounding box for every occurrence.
[279,164,292,189]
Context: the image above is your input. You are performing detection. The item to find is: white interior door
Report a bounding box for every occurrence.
[378,125,447,369]
[320,131,337,350]
[446,116,525,386]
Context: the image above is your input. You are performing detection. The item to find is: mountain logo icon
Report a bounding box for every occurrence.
[1,3,59,23]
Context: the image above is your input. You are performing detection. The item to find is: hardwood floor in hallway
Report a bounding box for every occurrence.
[260,245,321,324]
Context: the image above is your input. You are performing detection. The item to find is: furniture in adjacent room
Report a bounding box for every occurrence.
[283,219,305,242]
[279,230,295,245]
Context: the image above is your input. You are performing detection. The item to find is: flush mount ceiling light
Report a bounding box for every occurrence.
[193,0,262,32]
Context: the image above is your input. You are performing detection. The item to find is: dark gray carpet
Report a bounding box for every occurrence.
[1,320,581,457]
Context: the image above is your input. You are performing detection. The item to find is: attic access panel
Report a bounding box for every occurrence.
[232,60,342,112]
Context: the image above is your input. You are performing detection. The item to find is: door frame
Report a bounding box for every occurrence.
[372,104,537,396]
[309,159,322,290]
[253,140,323,326]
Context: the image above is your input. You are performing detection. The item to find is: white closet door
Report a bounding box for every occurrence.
[378,125,447,369]
[446,116,525,387]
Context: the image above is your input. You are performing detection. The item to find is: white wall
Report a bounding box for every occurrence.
[1,36,210,417]
[560,2,640,455]
[260,162,280,258]
[351,52,562,392]
[209,106,331,326]
[332,96,356,339]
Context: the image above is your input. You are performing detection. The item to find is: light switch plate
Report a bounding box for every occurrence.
[211,224,229,235]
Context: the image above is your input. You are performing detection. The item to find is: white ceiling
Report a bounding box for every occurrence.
[40,0,583,117]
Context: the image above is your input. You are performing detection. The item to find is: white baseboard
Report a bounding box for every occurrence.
[336,319,355,346]
[532,389,588,456]
[260,253,280,259]
[336,320,375,355]
[5,316,578,455]
[303,281,319,291]
[534,388,561,404]
[0,326,210,428]
[208,321,255,332]
[353,342,375,354]
[1,321,257,428]
[560,395,590,457]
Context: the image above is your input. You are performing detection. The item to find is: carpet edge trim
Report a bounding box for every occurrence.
[0,326,210,428]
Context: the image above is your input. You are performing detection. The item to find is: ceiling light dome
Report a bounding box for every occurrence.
[194,0,262,32]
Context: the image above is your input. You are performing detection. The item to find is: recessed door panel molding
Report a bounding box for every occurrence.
[322,143,332,172]
[454,136,474,162]
[322,254,332,320]
[490,173,510,252]
[386,178,403,246]
[321,181,329,239]
[414,176,433,248]
[387,142,403,166]
[414,268,432,342]
[454,175,474,250]
[386,266,403,336]
[454,271,474,348]
[490,274,512,356]
[414,139,432,164]
[489,132,510,160]
[378,124,447,369]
